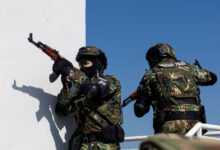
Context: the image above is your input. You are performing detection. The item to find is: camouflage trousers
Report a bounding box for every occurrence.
[80,141,120,150]
[161,120,199,134]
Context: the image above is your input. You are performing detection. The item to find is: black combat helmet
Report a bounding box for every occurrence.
[146,43,176,68]
[75,46,107,71]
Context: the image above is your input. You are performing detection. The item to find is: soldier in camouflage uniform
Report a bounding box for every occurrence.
[53,46,124,150]
[134,43,217,134]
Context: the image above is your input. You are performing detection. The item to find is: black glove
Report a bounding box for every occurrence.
[80,78,110,103]
[80,79,101,101]
[52,58,73,76]
[134,98,150,117]
[134,84,150,117]
[96,78,110,99]
[209,71,217,85]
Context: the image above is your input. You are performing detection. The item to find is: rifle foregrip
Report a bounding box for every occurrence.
[122,97,133,107]
[49,72,60,83]
[130,91,137,100]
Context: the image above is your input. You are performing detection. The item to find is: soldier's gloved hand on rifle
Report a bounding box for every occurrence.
[52,58,73,88]
[80,78,110,104]
[134,84,151,117]
[205,71,217,85]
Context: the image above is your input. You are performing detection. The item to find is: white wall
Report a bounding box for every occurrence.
[0,0,85,149]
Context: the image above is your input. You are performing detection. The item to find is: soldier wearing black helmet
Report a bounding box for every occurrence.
[53,46,124,150]
[134,43,217,134]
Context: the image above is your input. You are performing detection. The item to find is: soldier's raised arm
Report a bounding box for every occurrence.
[55,67,87,116]
[134,72,152,118]
[189,64,217,86]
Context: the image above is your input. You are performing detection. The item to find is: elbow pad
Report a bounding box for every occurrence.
[80,80,101,100]
[55,103,70,116]
[134,98,150,118]
[134,84,150,117]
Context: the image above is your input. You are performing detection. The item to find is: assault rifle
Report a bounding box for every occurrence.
[28,33,72,83]
[122,91,137,107]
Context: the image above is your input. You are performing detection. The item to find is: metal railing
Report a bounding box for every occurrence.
[185,123,220,140]
[124,135,149,142]
[124,123,220,142]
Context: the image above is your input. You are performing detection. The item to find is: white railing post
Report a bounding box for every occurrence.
[185,122,202,136]
[186,123,220,140]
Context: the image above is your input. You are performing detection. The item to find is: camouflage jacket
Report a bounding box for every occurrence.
[140,58,214,113]
[56,67,122,135]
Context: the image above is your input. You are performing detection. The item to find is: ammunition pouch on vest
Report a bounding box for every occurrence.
[102,125,124,143]
[82,125,124,143]
[153,105,206,133]
[82,96,124,143]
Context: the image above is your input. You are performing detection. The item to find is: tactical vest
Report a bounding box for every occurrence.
[82,75,122,135]
[153,61,200,109]
[152,61,206,133]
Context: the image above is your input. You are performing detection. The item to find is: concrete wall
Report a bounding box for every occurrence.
[0,0,85,149]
